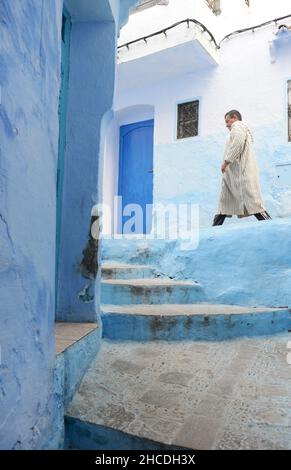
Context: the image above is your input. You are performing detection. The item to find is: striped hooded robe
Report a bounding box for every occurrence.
[217,121,266,216]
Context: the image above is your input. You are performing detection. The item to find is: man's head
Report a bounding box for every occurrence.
[224,110,242,130]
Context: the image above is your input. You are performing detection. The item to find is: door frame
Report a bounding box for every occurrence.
[118,118,154,234]
[56,6,71,309]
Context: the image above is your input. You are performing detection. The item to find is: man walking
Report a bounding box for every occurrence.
[213,110,271,226]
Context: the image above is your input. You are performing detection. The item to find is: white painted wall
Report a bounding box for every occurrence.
[119,0,291,45]
[102,0,291,232]
[117,26,291,143]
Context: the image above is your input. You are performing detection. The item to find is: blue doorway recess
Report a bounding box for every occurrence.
[56,8,71,309]
[118,119,154,234]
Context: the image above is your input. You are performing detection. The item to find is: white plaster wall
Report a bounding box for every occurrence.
[119,0,196,44]
[102,1,291,233]
[110,24,291,229]
[117,26,291,144]
[103,118,119,235]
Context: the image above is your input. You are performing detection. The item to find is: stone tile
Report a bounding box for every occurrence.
[111,359,146,375]
[186,369,216,393]
[187,343,211,354]
[126,415,184,445]
[194,393,231,419]
[89,403,136,429]
[254,408,290,427]
[158,371,193,386]
[140,388,178,409]
[173,415,222,450]
[215,424,291,450]
[225,398,291,428]
[226,357,254,374]
[131,347,162,359]
[69,402,135,431]
[125,397,194,424]
[215,427,264,450]
[208,374,237,397]
[258,384,290,398]
[238,382,290,400]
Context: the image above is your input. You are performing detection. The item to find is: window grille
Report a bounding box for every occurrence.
[177,101,199,140]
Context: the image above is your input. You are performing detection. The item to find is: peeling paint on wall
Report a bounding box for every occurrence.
[80,216,99,280]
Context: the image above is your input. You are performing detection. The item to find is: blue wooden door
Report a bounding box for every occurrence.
[118,119,154,234]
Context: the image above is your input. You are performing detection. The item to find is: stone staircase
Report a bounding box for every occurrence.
[65,257,291,450]
[100,262,290,341]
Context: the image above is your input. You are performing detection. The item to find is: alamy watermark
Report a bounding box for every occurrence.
[91,196,199,249]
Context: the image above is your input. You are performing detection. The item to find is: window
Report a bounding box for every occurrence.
[288,80,291,142]
[205,0,221,15]
[177,100,199,139]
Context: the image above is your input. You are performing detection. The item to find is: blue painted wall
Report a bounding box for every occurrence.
[57,1,139,322]
[0,0,62,449]
[56,19,117,322]
[0,0,139,450]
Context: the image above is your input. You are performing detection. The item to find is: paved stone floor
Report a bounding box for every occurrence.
[67,334,291,449]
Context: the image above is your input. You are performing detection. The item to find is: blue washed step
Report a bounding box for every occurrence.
[101,262,159,280]
[101,278,205,305]
[101,304,291,341]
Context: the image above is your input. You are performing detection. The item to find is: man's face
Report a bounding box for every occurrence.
[225,115,238,131]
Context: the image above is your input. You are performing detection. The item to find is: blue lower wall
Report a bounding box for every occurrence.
[43,327,102,450]
[102,218,291,308]
[102,309,291,341]
[65,416,186,450]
